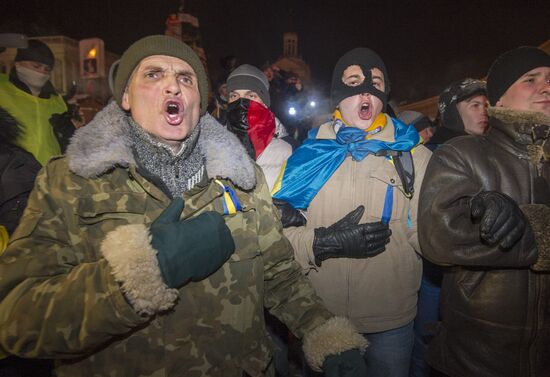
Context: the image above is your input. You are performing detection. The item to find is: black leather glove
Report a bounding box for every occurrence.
[323,349,367,377]
[313,205,391,266]
[470,190,527,249]
[272,198,307,228]
[151,198,235,288]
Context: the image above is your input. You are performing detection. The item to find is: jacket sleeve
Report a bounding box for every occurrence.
[253,168,367,370]
[418,143,537,268]
[407,145,432,254]
[0,165,149,359]
[253,168,332,335]
[282,226,316,270]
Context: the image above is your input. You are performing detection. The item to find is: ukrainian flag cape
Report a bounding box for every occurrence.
[272,114,419,209]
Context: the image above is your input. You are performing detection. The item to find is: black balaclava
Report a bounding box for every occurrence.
[330,47,391,110]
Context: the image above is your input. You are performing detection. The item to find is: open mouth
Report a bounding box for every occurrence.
[358,101,372,120]
[164,100,184,125]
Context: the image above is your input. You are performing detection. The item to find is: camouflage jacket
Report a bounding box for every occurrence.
[0,103,367,377]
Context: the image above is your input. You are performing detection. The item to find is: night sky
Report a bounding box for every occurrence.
[2,0,549,104]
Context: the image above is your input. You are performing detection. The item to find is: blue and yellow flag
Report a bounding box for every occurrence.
[272,115,419,209]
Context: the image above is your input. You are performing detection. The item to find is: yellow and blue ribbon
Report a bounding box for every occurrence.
[215,180,242,215]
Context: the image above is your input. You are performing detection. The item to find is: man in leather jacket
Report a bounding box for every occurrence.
[418,46,550,377]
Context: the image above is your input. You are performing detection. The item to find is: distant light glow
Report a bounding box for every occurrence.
[288,106,296,116]
[87,48,97,58]
[309,101,316,107]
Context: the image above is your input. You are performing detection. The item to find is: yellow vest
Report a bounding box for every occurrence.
[0,74,66,166]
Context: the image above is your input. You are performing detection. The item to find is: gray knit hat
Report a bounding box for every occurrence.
[227,64,270,107]
[113,35,209,115]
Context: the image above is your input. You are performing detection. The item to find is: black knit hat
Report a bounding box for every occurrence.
[438,78,487,131]
[330,47,391,110]
[113,35,209,115]
[227,64,270,107]
[15,40,54,68]
[487,46,550,105]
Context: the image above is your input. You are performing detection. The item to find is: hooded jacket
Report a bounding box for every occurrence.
[0,103,367,376]
[418,106,550,377]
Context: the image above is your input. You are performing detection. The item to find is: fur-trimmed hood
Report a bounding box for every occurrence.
[66,101,256,190]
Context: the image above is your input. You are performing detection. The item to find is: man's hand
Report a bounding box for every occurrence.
[323,349,366,377]
[313,206,391,266]
[151,198,235,288]
[272,198,307,228]
[470,191,528,249]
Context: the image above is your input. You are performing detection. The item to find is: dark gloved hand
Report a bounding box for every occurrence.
[323,349,367,377]
[151,198,235,288]
[313,206,391,266]
[470,190,527,249]
[272,198,307,228]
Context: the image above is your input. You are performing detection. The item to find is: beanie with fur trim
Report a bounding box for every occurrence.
[487,46,550,106]
[438,78,486,131]
[113,35,209,115]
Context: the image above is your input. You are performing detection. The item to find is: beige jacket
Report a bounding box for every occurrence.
[284,116,432,333]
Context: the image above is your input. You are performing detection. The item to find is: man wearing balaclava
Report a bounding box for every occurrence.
[419,46,550,377]
[0,35,370,377]
[0,39,71,165]
[273,48,432,376]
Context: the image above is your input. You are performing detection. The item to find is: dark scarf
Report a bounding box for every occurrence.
[128,118,206,197]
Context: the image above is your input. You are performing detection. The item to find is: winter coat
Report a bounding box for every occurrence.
[284,116,432,333]
[0,103,366,377]
[418,106,550,377]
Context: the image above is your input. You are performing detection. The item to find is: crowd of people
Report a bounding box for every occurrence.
[0,33,549,377]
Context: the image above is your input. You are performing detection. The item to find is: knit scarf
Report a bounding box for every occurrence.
[128,118,206,197]
[272,114,420,209]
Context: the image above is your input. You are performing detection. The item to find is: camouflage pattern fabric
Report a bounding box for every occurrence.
[0,157,332,377]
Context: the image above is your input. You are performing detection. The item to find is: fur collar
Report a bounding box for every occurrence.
[488,106,550,126]
[67,102,256,190]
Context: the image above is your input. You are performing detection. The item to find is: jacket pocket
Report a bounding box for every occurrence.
[225,207,261,262]
[76,193,148,225]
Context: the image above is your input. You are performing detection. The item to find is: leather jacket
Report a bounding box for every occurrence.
[418,106,550,377]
